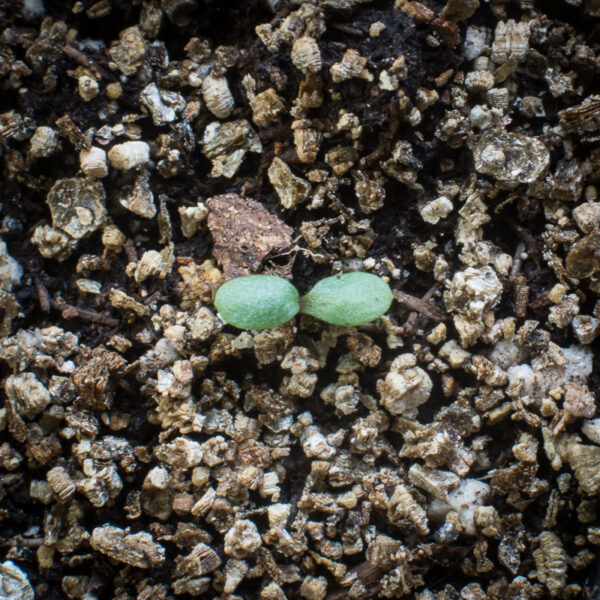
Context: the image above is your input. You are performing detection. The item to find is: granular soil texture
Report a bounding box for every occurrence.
[2,0,600,599]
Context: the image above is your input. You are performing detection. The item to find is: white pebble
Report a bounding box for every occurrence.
[107,141,150,171]
[80,147,108,178]
[419,196,453,224]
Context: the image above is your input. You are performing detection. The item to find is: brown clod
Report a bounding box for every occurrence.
[207,194,293,279]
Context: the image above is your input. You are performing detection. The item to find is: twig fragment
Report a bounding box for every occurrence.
[393,286,446,322]
[50,299,119,327]
[34,277,50,313]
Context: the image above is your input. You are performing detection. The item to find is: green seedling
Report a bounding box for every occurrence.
[214,271,393,330]
[300,272,393,326]
[214,274,300,330]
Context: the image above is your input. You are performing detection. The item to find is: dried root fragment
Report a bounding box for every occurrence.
[90,526,165,568]
[533,531,567,597]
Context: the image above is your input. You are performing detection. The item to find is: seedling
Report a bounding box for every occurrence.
[300,271,393,326]
[214,272,393,330]
[214,274,300,330]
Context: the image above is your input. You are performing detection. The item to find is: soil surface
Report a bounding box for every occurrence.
[1,0,600,599]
